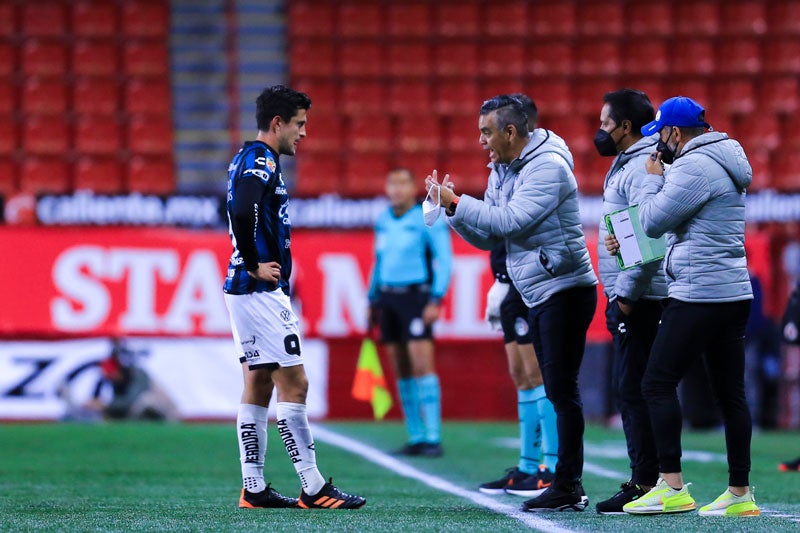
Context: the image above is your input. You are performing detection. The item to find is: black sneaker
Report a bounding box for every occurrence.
[479,467,531,495]
[298,478,366,509]
[521,483,589,513]
[239,484,298,508]
[779,457,800,472]
[419,442,443,457]
[595,480,647,514]
[393,442,427,456]
[505,465,554,497]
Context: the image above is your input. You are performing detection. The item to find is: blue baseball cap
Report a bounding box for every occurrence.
[641,96,711,136]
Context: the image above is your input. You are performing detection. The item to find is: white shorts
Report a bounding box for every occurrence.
[224,291,303,369]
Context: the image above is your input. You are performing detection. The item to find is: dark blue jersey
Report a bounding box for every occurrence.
[223,141,292,295]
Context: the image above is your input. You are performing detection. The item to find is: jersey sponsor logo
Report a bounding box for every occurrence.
[241,335,256,345]
[266,158,276,173]
[275,187,287,195]
[243,168,270,180]
[280,310,292,322]
[284,238,291,249]
[231,256,243,266]
[255,156,266,166]
[243,349,259,360]
[278,201,291,225]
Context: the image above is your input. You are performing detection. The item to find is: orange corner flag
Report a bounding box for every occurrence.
[351,338,393,420]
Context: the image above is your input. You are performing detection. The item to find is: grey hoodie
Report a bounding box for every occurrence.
[447,129,597,308]
[634,131,753,302]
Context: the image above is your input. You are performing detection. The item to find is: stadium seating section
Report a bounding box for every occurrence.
[1,0,174,197]
[288,0,800,197]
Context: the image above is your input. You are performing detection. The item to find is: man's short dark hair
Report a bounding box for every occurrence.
[480,94,529,138]
[603,89,655,135]
[256,85,312,131]
[509,93,538,130]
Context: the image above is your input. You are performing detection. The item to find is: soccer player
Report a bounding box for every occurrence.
[223,85,365,510]
[367,168,453,457]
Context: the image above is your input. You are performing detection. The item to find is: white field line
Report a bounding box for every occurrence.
[312,425,578,533]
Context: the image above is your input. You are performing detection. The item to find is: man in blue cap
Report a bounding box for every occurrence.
[606,96,760,517]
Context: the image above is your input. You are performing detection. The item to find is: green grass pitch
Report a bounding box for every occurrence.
[2,421,799,531]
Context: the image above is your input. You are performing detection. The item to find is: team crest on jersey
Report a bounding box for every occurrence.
[266,157,276,173]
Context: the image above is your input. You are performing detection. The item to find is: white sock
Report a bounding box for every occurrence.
[237,403,268,493]
[276,401,326,495]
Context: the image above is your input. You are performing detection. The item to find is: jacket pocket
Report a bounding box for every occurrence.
[537,247,564,278]
[664,246,676,281]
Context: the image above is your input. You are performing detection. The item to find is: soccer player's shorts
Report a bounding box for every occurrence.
[224,290,303,369]
[500,283,533,344]
[377,284,433,343]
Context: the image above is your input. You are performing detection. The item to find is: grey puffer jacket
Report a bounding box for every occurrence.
[447,129,597,308]
[635,131,753,302]
[598,135,668,302]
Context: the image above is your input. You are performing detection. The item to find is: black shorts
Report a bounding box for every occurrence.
[377,285,433,343]
[500,283,532,344]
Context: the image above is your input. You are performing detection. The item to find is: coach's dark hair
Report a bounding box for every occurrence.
[480,94,529,138]
[509,93,538,131]
[256,85,312,131]
[603,89,654,136]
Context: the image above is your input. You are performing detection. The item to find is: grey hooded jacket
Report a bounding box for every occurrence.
[598,134,668,302]
[635,131,753,302]
[447,129,598,308]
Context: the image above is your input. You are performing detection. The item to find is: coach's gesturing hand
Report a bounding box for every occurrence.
[248,261,281,283]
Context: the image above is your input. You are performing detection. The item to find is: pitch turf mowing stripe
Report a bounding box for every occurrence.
[312,424,576,533]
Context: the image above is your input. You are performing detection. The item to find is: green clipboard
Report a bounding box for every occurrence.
[604,204,666,270]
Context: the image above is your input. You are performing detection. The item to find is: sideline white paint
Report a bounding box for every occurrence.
[312,425,577,533]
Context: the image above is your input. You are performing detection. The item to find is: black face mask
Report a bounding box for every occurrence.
[657,130,677,164]
[593,127,619,157]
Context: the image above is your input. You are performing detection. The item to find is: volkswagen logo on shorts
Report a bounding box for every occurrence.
[280,310,292,322]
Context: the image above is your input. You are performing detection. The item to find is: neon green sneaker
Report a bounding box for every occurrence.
[698,489,760,517]
[623,478,697,514]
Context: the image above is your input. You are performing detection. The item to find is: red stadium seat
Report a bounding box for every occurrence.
[709,79,755,116]
[0,3,15,37]
[435,2,480,37]
[616,79,667,111]
[386,42,432,78]
[0,117,15,154]
[0,82,15,114]
[21,39,68,77]
[0,42,14,76]
[529,3,576,37]
[716,40,761,75]
[623,39,669,76]
[434,42,479,78]
[397,115,440,154]
[671,39,715,75]
[121,1,169,38]
[0,158,17,197]
[673,0,719,36]
[341,80,385,115]
[291,78,338,113]
[289,41,336,78]
[746,149,771,191]
[552,115,594,159]
[126,156,175,195]
[668,80,710,110]
[575,40,621,76]
[479,78,526,103]
[74,114,123,155]
[343,153,390,198]
[720,1,767,35]
[387,3,431,38]
[294,155,341,197]
[780,114,800,150]
[767,1,800,34]
[72,39,118,76]
[122,41,169,77]
[581,155,610,195]
[485,1,527,37]
[21,77,68,115]
[573,79,618,116]
[578,1,623,36]
[72,1,118,38]
[339,41,383,78]
[736,114,779,153]
[771,152,800,192]
[759,77,798,115]
[73,156,125,194]
[73,77,119,115]
[124,77,171,115]
[626,3,672,36]
[763,38,800,74]
[348,115,393,153]
[287,1,335,39]
[441,151,491,198]
[338,3,382,38]
[20,2,66,37]
[20,157,71,194]
[434,80,480,117]
[21,116,69,155]
[388,81,432,116]
[127,115,173,155]
[397,152,439,190]
[444,114,480,153]
[481,43,524,78]
[529,81,573,118]
[301,113,340,154]
[527,42,573,77]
